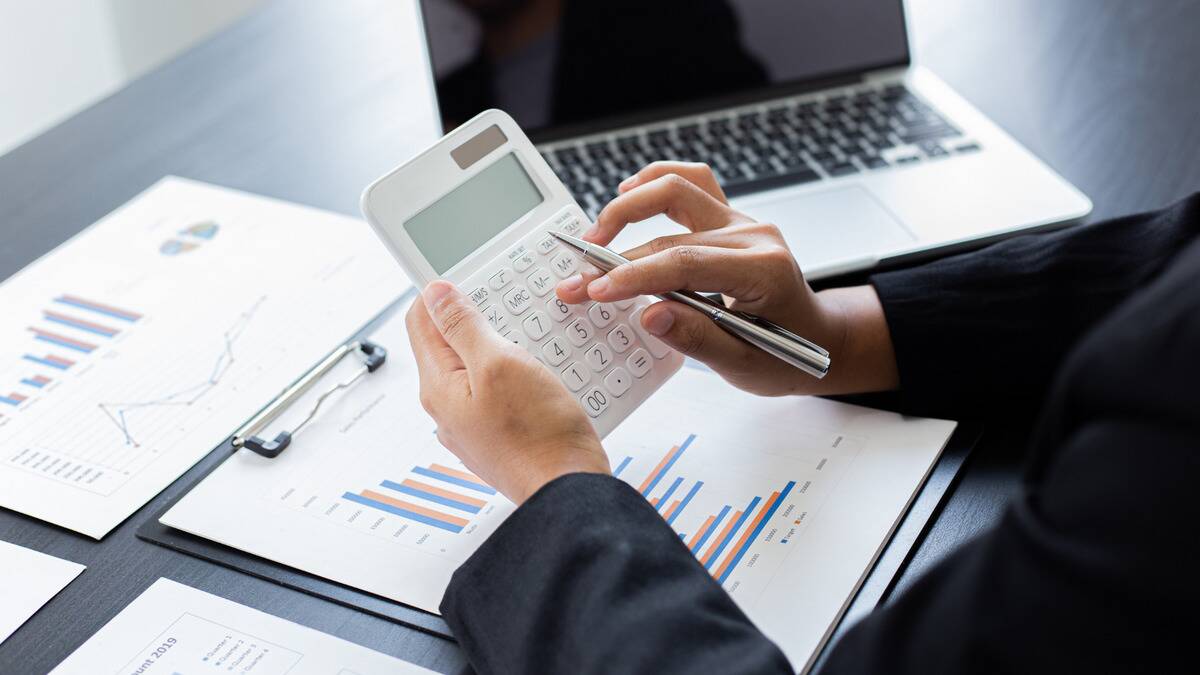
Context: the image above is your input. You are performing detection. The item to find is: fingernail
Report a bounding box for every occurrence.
[587,276,610,296]
[581,224,599,240]
[644,308,675,336]
[619,175,639,190]
[421,281,454,311]
[558,274,583,292]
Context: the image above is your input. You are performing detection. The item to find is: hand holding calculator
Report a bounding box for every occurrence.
[361,110,683,437]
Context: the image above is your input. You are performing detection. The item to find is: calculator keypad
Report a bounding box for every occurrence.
[457,205,681,435]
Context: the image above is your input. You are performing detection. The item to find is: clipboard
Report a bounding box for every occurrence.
[136,291,980,652]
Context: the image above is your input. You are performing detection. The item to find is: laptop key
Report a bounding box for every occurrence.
[722,167,821,198]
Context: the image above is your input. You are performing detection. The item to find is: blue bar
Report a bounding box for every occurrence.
[613,456,633,477]
[23,355,69,370]
[380,479,482,514]
[691,505,731,555]
[53,297,139,322]
[43,314,116,336]
[35,334,93,353]
[679,533,686,539]
[411,466,497,495]
[21,378,46,388]
[641,434,696,497]
[717,481,796,585]
[342,492,464,533]
[654,477,684,513]
[667,481,703,526]
[0,396,22,407]
[704,496,759,571]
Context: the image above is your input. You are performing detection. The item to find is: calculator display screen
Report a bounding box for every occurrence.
[405,153,543,274]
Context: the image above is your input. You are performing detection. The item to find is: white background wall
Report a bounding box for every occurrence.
[0,0,263,155]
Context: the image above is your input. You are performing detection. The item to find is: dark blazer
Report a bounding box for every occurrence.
[440,194,1200,674]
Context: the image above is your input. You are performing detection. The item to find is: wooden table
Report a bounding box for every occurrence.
[2,1,1197,672]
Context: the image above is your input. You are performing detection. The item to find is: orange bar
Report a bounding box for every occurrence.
[701,509,744,567]
[429,463,488,488]
[650,498,659,507]
[637,445,680,493]
[686,515,717,550]
[663,499,683,521]
[713,491,781,580]
[360,489,469,527]
[401,479,487,508]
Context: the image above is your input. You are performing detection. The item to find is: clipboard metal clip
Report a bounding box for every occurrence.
[231,340,387,458]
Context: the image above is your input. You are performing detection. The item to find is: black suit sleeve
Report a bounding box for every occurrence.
[440,473,792,675]
[868,196,1200,418]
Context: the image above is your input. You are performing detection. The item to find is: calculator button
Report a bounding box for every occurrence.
[580,386,611,418]
[513,249,536,273]
[561,361,591,391]
[541,336,571,366]
[489,268,513,290]
[483,304,509,331]
[614,299,636,310]
[546,297,574,322]
[526,268,556,297]
[606,324,634,353]
[559,217,583,235]
[469,286,490,306]
[627,349,653,378]
[550,251,579,278]
[604,367,632,397]
[630,306,672,358]
[501,330,528,350]
[584,342,614,372]
[502,286,533,315]
[522,311,551,341]
[550,207,578,232]
[587,302,616,328]
[565,317,593,347]
[536,235,558,255]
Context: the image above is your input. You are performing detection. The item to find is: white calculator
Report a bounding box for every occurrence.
[361,109,683,437]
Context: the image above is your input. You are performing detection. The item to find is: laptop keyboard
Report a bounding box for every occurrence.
[541,83,982,218]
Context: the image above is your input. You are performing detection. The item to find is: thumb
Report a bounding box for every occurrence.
[639,301,759,370]
[421,281,502,366]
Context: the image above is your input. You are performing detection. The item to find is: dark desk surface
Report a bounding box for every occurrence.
[1,1,1197,672]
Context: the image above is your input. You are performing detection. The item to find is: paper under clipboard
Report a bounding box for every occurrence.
[145,297,966,671]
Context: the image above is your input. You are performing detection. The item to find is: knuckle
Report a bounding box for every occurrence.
[661,172,690,192]
[436,301,473,338]
[669,245,702,269]
[647,235,680,255]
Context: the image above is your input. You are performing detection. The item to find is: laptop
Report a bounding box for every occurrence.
[417,0,1092,279]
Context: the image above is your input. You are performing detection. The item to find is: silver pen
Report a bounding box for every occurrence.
[550,231,830,379]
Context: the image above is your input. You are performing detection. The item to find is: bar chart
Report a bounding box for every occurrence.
[342,464,496,534]
[616,434,806,587]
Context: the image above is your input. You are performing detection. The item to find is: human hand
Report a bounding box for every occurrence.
[406,281,609,504]
[556,162,898,397]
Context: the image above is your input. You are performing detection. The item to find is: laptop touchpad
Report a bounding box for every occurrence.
[737,185,916,270]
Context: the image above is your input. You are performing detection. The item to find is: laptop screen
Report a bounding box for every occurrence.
[420,0,909,141]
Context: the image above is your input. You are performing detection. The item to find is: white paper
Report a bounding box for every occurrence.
[50,578,435,674]
[163,307,955,670]
[0,540,85,644]
[0,177,410,538]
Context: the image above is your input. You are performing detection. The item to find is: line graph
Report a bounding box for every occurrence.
[97,297,266,446]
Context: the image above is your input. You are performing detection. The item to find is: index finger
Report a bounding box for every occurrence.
[618,161,728,204]
[586,174,737,246]
[587,246,765,302]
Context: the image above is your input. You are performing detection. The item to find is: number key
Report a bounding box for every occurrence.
[522,311,551,340]
[561,361,590,391]
[541,336,570,366]
[565,317,593,347]
[579,386,611,418]
[587,302,616,328]
[606,324,634,353]
[546,297,574,322]
[584,342,613,372]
